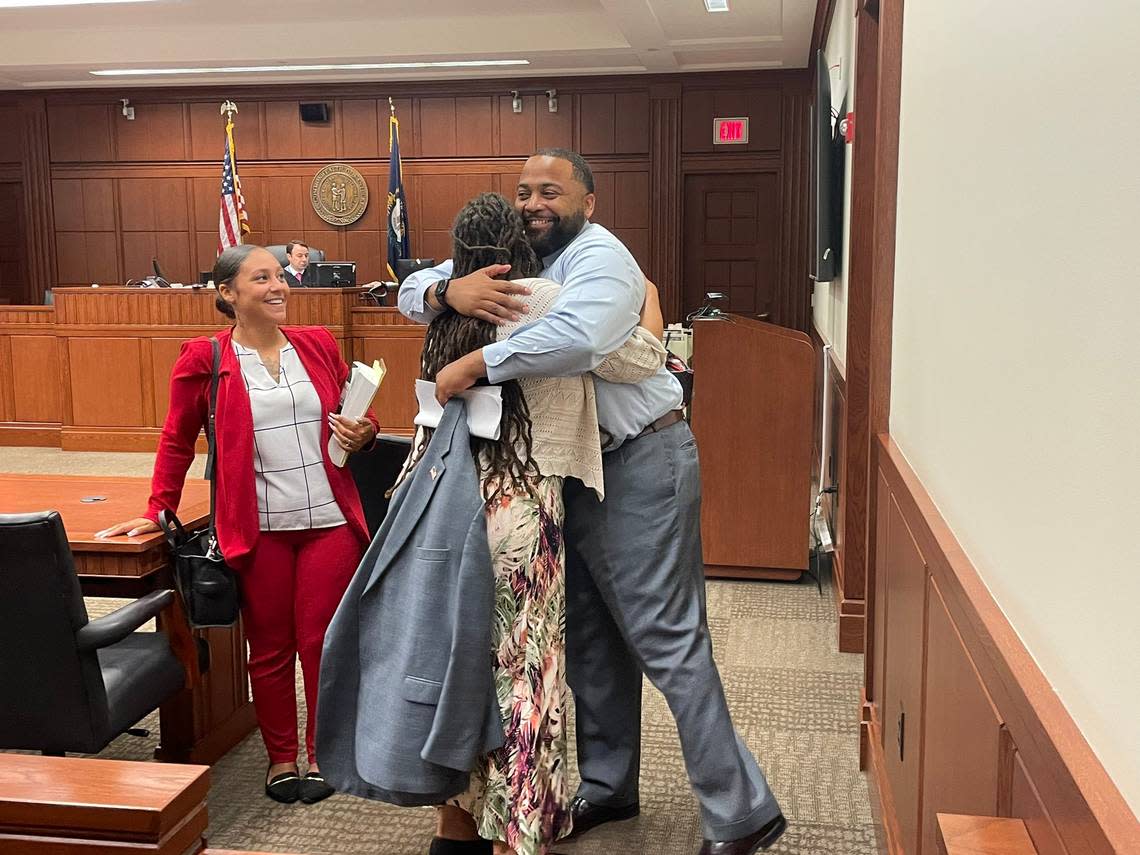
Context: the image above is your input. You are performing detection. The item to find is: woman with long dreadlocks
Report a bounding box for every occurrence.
[406,192,665,855]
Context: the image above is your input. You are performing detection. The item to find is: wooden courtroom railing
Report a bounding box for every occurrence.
[0,754,303,854]
[0,287,424,451]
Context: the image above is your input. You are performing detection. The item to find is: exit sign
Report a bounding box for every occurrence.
[713,117,749,145]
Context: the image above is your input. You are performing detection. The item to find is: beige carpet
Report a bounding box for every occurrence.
[1,448,877,855]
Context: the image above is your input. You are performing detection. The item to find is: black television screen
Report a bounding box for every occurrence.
[313,262,357,287]
[811,49,846,284]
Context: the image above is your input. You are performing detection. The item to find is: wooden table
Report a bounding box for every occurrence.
[0,474,256,764]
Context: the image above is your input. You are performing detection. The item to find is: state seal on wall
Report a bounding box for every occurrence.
[310,163,369,226]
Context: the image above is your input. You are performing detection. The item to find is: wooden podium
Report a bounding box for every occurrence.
[689,314,815,580]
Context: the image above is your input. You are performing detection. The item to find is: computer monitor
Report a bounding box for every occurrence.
[312,262,357,288]
[199,271,213,285]
[394,257,436,283]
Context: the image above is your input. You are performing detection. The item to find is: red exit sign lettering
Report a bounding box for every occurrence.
[713,117,750,145]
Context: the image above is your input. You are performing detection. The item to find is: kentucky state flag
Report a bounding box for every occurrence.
[386,111,410,280]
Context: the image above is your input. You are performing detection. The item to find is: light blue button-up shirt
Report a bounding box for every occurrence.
[399,221,682,449]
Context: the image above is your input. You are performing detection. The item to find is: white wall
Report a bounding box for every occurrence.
[890,0,1140,813]
[812,0,855,368]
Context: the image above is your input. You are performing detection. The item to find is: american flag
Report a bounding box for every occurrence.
[218,118,250,252]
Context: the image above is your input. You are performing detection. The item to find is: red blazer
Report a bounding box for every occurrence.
[145,326,378,569]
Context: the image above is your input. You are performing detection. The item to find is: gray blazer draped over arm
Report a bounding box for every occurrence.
[316,399,503,806]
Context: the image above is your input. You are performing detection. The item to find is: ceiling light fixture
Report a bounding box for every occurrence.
[703,0,730,11]
[91,59,530,76]
[0,0,158,6]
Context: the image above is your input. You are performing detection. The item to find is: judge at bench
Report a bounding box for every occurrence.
[284,240,314,286]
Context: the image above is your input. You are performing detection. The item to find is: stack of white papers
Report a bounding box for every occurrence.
[414,379,503,440]
[329,359,387,467]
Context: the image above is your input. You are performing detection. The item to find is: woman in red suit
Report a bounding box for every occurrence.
[97,245,377,805]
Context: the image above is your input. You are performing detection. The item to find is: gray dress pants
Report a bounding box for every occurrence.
[564,419,782,841]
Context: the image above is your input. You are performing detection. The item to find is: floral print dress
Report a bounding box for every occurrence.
[450,474,572,854]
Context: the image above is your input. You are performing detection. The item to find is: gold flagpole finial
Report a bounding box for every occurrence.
[388,97,396,117]
[220,100,238,121]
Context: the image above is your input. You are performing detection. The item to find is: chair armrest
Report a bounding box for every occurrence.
[75,590,175,652]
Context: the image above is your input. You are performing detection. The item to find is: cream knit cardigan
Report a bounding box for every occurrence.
[499,278,667,499]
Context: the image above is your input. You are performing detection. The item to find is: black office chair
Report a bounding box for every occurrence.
[348,435,413,536]
[0,512,185,755]
[265,245,326,268]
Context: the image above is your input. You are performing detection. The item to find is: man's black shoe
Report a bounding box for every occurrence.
[698,814,787,854]
[563,796,640,840]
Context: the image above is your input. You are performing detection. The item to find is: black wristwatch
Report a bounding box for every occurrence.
[434,278,451,309]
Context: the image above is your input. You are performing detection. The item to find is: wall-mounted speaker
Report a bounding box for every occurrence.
[300,102,330,123]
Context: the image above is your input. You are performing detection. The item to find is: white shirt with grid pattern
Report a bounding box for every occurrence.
[233,340,346,532]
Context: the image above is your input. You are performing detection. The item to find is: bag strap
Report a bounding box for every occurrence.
[204,337,221,531]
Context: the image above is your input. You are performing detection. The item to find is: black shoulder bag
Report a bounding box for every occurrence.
[159,338,241,628]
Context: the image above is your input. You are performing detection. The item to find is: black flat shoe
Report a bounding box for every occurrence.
[564,796,640,840]
[299,771,335,804]
[264,768,301,804]
[428,837,493,854]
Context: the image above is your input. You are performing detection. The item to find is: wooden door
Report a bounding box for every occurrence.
[0,182,28,304]
[682,172,780,323]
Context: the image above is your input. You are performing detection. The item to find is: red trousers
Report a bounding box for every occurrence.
[241,524,360,764]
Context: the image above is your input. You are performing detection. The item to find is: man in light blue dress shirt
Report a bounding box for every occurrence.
[400,150,784,855]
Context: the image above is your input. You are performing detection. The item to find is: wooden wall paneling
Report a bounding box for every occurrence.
[499,94,537,156]
[650,83,683,320]
[113,102,187,161]
[51,179,84,231]
[579,93,616,155]
[264,100,303,160]
[921,575,1004,855]
[778,80,812,333]
[614,92,650,154]
[20,99,57,302]
[419,97,458,157]
[590,172,615,228]
[67,337,145,426]
[874,436,1140,855]
[387,97,415,157]
[0,183,26,305]
[414,172,497,262]
[189,100,266,161]
[46,103,113,162]
[83,178,117,231]
[1009,751,1069,855]
[340,99,381,159]
[299,101,338,159]
[0,334,11,421]
[536,95,574,151]
[9,335,60,422]
[681,86,782,154]
[0,105,21,163]
[150,337,190,429]
[189,100,221,161]
[880,491,928,855]
[842,6,882,676]
[119,177,189,231]
[869,466,890,738]
[454,97,494,156]
[265,175,306,236]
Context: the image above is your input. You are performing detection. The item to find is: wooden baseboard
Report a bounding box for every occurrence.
[866,701,907,855]
[704,565,803,582]
[833,557,866,652]
[0,423,61,447]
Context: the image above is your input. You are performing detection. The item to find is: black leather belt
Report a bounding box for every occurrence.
[602,410,685,450]
[632,409,685,441]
